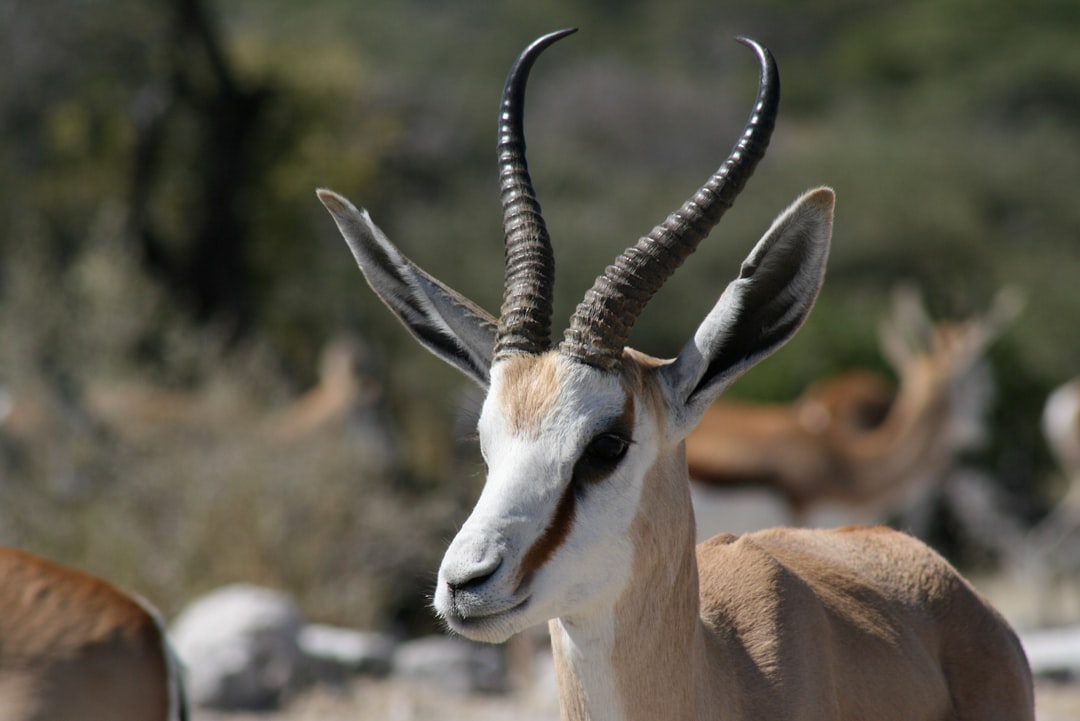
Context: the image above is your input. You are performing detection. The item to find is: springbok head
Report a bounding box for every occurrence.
[318,29,833,643]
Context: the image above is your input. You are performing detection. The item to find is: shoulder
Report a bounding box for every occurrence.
[696,525,961,608]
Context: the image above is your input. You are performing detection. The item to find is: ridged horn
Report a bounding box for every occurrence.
[493,28,578,361]
[559,37,780,370]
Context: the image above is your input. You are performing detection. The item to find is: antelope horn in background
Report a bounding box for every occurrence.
[494,28,578,361]
[559,37,780,370]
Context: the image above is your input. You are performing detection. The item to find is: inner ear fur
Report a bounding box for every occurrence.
[659,187,834,437]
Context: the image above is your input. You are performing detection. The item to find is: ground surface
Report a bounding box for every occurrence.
[192,673,1078,721]
[192,674,561,721]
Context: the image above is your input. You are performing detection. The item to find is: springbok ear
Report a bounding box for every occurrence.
[318,189,497,388]
[659,187,834,436]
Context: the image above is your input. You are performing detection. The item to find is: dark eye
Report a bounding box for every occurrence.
[571,431,632,490]
[586,433,630,463]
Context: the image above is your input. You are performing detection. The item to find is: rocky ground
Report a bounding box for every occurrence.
[193,675,1078,721]
[1036,682,1080,721]
[192,657,563,721]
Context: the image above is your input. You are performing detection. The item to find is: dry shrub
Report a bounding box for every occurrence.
[0,210,468,633]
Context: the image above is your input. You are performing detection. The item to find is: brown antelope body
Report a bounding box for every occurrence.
[319,29,1033,721]
[687,287,1022,522]
[0,547,185,721]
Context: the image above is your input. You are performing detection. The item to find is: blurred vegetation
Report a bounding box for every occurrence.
[1,0,1078,629]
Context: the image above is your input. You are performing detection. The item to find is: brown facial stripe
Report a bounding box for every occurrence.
[517,480,577,588]
[619,393,635,438]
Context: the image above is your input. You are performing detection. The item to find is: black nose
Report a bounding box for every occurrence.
[446,558,502,594]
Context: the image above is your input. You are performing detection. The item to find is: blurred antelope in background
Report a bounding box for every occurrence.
[0,547,186,721]
[319,28,1032,720]
[687,285,1023,530]
[262,334,398,455]
[263,335,380,441]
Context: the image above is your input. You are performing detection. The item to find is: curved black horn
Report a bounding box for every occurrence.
[493,28,577,361]
[559,37,780,370]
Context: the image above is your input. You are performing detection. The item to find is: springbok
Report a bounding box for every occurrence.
[0,546,186,721]
[686,285,1023,527]
[318,29,1033,720]
[264,335,386,439]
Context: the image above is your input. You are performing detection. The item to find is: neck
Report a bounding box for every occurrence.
[848,369,953,486]
[550,446,704,721]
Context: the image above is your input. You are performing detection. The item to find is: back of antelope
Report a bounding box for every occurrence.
[686,285,1023,525]
[319,28,1033,721]
[0,547,186,721]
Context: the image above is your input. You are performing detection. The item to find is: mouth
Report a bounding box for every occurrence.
[443,594,531,640]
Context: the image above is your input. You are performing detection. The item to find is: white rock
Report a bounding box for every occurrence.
[393,635,507,693]
[299,624,397,680]
[170,584,305,710]
[1022,625,1080,680]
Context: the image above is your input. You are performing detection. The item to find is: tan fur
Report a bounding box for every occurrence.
[550,626,592,721]
[0,547,173,721]
[497,354,564,435]
[553,359,1033,721]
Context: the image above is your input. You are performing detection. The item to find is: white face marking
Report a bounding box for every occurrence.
[433,355,660,643]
